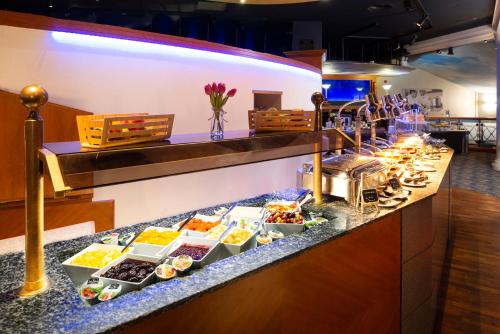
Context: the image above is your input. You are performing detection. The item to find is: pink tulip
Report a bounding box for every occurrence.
[217,83,226,95]
[204,84,212,95]
[211,82,217,94]
[227,88,237,97]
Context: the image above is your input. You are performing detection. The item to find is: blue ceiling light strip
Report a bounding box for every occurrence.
[51,31,321,80]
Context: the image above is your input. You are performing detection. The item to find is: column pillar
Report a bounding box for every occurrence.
[493,37,500,171]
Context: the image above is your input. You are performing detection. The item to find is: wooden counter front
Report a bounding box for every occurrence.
[119,212,401,334]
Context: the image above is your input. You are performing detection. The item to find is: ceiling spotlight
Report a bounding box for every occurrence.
[382,80,392,92]
[483,40,488,44]
[48,0,53,8]
[448,47,454,55]
[240,0,246,3]
[416,15,429,30]
[436,50,442,54]
[395,41,401,51]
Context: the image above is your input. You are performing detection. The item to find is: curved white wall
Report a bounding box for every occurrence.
[0,25,321,227]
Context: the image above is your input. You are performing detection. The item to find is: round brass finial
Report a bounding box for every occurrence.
[20,85,48,112]
[311,92,325,111]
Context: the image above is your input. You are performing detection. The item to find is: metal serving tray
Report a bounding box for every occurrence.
[299,154,386,204]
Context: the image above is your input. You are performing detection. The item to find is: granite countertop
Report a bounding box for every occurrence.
[0,151,453,334]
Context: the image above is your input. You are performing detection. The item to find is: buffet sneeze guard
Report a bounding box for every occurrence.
[18,86,354,296]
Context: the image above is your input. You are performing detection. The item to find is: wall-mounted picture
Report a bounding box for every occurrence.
[402,88,444,114]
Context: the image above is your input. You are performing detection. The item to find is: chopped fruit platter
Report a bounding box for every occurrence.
[63,203,321,305]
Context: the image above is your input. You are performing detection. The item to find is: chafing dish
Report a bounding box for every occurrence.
[298,154,387,205]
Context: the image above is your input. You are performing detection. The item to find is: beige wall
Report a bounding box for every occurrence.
[0,25,321,228]
[377,69,477,117]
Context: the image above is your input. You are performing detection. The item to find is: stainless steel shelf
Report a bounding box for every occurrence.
[41,129,353,193]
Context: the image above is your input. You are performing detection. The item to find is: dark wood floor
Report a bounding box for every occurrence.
[434,188,500,334]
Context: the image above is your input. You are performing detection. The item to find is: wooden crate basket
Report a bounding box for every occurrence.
[77,113,174,148]
[248,110,317,133]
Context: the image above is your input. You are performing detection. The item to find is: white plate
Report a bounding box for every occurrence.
[415,166,436,172]
[379,200,401,208]
[402,181,426,188]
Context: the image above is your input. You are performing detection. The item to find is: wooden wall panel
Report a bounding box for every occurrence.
[118,212,401,334]
[0,198,114,239]
[0,89,115,239]
[0,89,92,202]
[283,49,326,70]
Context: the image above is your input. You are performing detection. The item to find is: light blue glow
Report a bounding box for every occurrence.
[51,31,320,80]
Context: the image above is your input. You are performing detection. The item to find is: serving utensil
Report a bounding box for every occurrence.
[121,233,139,253]
[299,193,313,207]
[207,220,237,253]
[219,202,238,221]
[176,211,198,232]
[295,190,312,206]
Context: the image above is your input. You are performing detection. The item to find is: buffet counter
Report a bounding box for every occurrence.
[0,151,453,334]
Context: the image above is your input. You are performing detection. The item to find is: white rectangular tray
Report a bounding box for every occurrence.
[62,243,127,286]
[221,227,258,256]
[131,226,184,259]
[166,236,221,268]
[91,253,160,294]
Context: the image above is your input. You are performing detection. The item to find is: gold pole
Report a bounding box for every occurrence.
[310,92,324,205]
[19,85,51,297]
[355,116,362,154]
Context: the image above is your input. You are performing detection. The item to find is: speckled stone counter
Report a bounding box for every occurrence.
[0,151,453,334]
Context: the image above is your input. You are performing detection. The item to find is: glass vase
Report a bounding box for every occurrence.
[210,108,225,139]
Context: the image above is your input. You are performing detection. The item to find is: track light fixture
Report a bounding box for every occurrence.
[416,15,429,30]
[410,34,418,45]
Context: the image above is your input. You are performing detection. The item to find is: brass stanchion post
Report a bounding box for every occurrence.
[311,92,324,205]
[19,85,51,297]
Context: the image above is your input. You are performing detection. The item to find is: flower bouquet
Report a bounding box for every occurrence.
[204,82,237,138]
